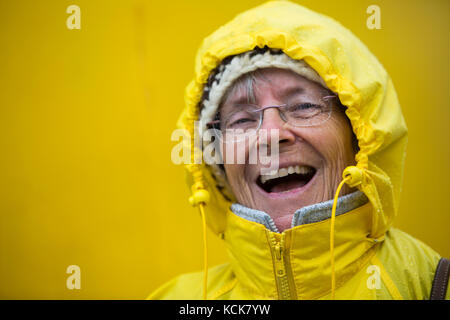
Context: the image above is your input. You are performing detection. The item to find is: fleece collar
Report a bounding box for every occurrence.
[230,191,368,233]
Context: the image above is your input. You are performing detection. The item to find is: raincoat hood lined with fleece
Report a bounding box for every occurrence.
[150,0,444,299]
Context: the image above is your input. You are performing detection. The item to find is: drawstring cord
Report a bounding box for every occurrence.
[198,203,209,300]
[330,166,363,300]
[330,177,349,300]
[189,186,210,300]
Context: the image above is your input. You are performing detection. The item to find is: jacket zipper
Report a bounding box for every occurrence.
[269,232,292,300]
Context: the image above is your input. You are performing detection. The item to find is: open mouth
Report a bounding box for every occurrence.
[257,165,316,193]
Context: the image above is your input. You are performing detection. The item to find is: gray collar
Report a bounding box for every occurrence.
[230,191,368,233]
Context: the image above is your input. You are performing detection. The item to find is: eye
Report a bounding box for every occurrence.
[224,109,259,129]
[286,103,322,118]
[228,117,257,128]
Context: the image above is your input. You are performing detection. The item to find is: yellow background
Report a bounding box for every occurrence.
[0,0,449,299]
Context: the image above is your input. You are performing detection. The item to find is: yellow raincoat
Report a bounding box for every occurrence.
[150,1,448,300]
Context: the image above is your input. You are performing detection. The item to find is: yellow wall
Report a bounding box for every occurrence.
[0,0,449,299]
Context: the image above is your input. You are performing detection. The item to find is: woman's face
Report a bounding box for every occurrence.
[221,68,356,231]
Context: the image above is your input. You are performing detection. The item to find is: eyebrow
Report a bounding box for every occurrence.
[225,85,305,110]
[274,85,305,101]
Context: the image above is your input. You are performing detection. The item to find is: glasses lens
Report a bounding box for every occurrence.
[283,101,332,127]
[221,107,259,143]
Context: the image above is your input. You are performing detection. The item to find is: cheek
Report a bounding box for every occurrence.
[223,163,244,185]
[221,140,248,165]
[223,163,249,202]
[221,138,253,192]
[305,116,355,165]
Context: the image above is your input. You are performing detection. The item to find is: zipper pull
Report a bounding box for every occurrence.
[275,243,282,260]
[274,243,285,276]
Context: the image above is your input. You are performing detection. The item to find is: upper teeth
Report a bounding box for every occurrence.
[260,165,313,184]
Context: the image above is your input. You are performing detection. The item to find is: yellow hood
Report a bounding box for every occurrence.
[178,0,407,239]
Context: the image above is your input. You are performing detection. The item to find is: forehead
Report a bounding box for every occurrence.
[220,68,326,111]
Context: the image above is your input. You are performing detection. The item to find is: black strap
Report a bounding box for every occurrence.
[430,257,450,300]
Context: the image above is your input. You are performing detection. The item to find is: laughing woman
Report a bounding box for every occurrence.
[149,1,449,300]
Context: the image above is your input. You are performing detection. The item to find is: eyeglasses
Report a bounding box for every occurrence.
[207,96,335,143]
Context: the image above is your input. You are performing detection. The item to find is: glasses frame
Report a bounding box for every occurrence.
[206,95,336,143]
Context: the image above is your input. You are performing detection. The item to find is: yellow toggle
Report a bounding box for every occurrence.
[188,189,210,207]
[342,166,363,187]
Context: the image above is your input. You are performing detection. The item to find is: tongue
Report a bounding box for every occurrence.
[269,176,307,193]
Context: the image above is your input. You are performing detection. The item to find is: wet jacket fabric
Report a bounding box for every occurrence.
[149,1,447,299]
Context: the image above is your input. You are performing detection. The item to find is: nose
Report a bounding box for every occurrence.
[259,107,296,145]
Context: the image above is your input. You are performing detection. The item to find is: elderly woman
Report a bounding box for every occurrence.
[150,1,449,300]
